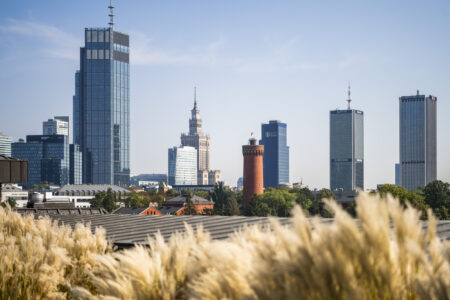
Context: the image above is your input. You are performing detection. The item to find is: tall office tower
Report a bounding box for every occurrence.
[73,4,130,186]
[12,135,69,188]
[70,144,83,184]
[259,120,289,188]
[181,88,211,183]
[242,138,264,208]
[330,87,364,191]
[0,132,12,157]
[43,116,69,136]
[399,91,437,191]
[168,146,197,186]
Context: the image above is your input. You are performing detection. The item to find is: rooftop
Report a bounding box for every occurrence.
[164,194,213,206]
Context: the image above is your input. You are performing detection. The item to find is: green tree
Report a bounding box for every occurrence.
[310,189,335,217]
[423,180,450,220]
[91,188,118,213]
[183,193,197,215]
[1,197,16,208]
[246,195,271,217]
[260,188,296,217]
[225,196,240,216]
[377,184,409,205]
[294,188,314,215]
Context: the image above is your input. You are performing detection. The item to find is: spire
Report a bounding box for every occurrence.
[108,0,114,29]
[194,86,197,109]
[347,82,351,110]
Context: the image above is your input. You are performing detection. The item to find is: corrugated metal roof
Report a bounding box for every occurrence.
[113,207,148,215]
[15,208,108,215]
[164,194,213,205]
[16,212,450,249]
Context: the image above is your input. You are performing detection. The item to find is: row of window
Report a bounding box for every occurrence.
[114,43,130,53]
[87,49,110,60]
[86,30,111,43]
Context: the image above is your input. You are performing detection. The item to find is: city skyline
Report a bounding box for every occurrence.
[1,1,450,188]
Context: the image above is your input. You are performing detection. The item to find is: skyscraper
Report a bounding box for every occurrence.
[73,4,130,186]
[242,138,264,207]
[259,120,289,188]
[43,116,69,136]
[168,146,197,186]
[70,144,83,184]
[0,132,12,157]
[330,87,364,191]
[181,88,210,183]
[399,91,437,191]
[12,135,69,188]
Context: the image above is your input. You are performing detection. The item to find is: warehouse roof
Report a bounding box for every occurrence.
[56,184,130,196]
[164,194,213,205]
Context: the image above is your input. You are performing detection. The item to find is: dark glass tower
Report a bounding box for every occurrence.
[399,92,437,191]
[330,89,364,191]
[259,120,290,188]
[73,7,130,186]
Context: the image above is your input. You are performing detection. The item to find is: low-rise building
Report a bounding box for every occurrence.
[55,184,130,208]
[1,184,28,208]
[161,194,213,215]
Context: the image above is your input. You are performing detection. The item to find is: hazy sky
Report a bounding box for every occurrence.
[1,0,449,189]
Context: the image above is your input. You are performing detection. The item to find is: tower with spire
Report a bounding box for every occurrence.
[181,87,213,184]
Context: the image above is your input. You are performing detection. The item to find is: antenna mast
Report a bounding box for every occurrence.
[108,0,114,29]
[194,86,197,105]
[347,82,351,110]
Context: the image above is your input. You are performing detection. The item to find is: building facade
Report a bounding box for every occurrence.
[43,116,69,136]
[208,170,221,185]
[168,146,197,186]
[259,120,289,188]
[399,92,437,191]
[242,138,264,207]
[180,89,211,184]
[73,14,130,186]
[70,144,83,184]
[330,97,364,191]
[395,163,400,186]
[12,135,69,188]
[0,132,12,157]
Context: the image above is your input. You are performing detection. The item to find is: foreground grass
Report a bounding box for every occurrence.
[1,193,449,299]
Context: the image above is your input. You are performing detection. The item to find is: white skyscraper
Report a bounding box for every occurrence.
[43,116,69,137]
[168,146,197,186]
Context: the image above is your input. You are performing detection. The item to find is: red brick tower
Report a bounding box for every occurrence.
[242,138,264,208]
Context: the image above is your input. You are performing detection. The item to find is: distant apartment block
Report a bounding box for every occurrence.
[0,132,12,157]
[399,91,437,191]
[259,120,289,188]
[168,146,197,186]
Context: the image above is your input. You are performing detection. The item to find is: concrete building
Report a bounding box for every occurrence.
[43,116,69,136]
[399,91,437,191]
[198,170,209,185]
[330,87,364,191]
[208,170,221,185]
[259,120,289,188]
[73,6,130,186]
[0,184,28,208]
[0,132,12,157]
[168,146,197,186]
[55,184,130,208]
[180,88,211,184]
[242,138,264,207]
[12,135,69,188]
[131,174,167,186]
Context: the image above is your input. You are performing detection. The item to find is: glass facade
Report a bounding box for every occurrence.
[74,28,130,186]
[0,132,12,157]
[12,135,69,187]
[168,146,197,186]
[399,94,437,191]
[70,144,83,184]
[259,120,289,188]
[43,117,69,136]
[330,109,364,191]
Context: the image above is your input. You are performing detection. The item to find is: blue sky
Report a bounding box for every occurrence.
[0,0,449,188]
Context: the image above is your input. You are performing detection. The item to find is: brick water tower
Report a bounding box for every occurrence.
[242,138,264,208]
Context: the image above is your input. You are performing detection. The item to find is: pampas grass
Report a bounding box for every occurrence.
[1,193,449,299]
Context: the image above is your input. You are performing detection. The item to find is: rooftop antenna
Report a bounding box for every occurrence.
[194,86,197,106]
[108,0,114,29]
[347,82,352,110]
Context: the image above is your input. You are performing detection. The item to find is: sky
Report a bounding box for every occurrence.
[0,0,449,189]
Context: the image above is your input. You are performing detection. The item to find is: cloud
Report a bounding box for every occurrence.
[0,19,81,60]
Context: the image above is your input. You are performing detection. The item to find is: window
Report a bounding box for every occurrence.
[86,30,91,42]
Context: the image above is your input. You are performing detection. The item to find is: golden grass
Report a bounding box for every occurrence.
[1,193,449,299]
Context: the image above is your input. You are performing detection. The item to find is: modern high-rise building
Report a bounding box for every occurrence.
[181,88,211,184]
[399,91,437,191]
[168,146,197,186]
[0,132,12,157]
[12,135,69,188]
[395,163,400,186]
[259,120,289,188]
[70,144,83,184]
[73,4,130,186]
[43,116,69,137]
[330,88,364,191]
[242,138,264,207]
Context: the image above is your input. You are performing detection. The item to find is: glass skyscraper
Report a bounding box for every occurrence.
[70,144,83,185]
[330,104,364,191]
[168,146,197,186]
[12,135,69,188]
[259,120,289,188]
[399,92,437,191]
[73,14,130,185]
